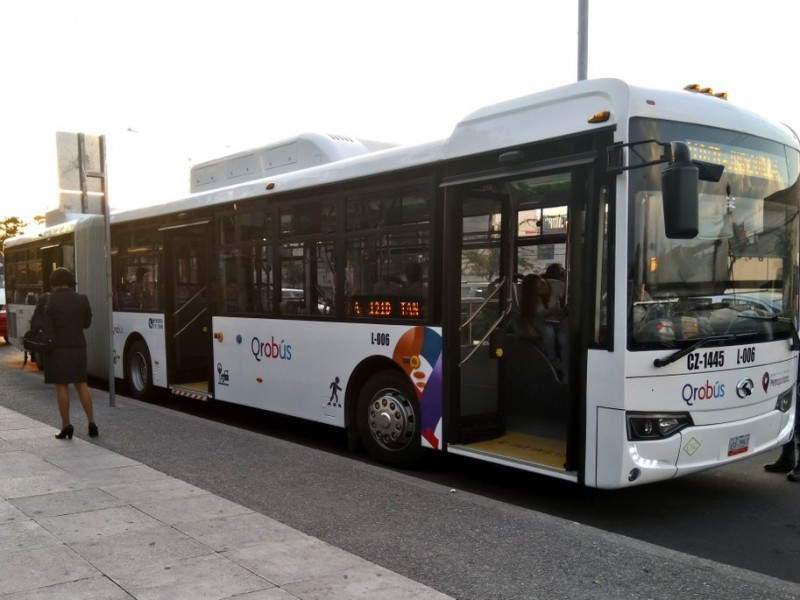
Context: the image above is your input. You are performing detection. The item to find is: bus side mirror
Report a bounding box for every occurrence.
[661,142,699,239]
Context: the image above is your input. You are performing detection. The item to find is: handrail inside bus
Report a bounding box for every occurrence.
[459,303,512,367]
[173,287,207,317]
[460,277,505,331]
[173,306,208,340]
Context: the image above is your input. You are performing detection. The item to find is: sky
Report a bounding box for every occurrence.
[1,0,799,225]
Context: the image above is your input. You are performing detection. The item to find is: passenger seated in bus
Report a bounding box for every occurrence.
[404,262,426,295]
[372,274,405,295]
[544,263,570,376]
[225,281,242,311]
[116,282,134,309]
[544,263,566,309]
[131,267,149,309]
[516,273,569,376]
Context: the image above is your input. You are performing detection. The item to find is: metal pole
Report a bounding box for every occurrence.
[99,135,116,407]
[578,0,589,81]
[78,133,88,213]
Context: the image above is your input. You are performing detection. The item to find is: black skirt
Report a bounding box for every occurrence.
[44,346,88,384]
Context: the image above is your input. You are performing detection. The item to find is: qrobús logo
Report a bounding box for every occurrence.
[682,380,725,406]
[251,335,292,362]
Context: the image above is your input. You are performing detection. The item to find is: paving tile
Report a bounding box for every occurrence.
[0,519,60,552]
[0,472,87,499]
[45,450,140,473]
[222,535,368,586]
[282,563,454,600]
[13,435,94,455]
[0,575,134,599]
[0,498,28,523]
[0,451,65,478]
[37,505,163,544]
[0,416,46,431]
[134,492,253,525]
[0,426,59,441]
[102,476,208,505]
[0,437,21,453]
[0,544,98,595]
[10,487,126,518]
[222,589,298,599]
[113,552,272,600]
[175,512,302,552]
[71,524,213,579]
[79,464,170,487]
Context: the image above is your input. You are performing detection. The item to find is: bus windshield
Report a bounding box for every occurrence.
[628,118,800,349]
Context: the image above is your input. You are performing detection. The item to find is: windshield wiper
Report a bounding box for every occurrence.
[653,334,737,368]
[735,314,800,350]
[653,316,800,368]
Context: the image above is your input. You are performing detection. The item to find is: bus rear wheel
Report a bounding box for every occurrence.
[357,370,423,467]
[125,339,153,400]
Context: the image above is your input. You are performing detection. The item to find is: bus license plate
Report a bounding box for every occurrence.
[727,434,750,457]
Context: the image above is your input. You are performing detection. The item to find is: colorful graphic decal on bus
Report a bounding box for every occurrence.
[391,326,443,449]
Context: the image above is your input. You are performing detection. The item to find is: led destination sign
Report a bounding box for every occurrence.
[687,140,785,183]
[351,296,423,319]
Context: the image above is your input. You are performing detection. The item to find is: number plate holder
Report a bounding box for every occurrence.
[727,433,750,457]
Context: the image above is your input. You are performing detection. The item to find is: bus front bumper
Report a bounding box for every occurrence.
[612,408,792,487]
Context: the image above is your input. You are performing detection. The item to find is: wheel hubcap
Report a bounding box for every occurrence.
[367,389,415,451]
[131,353,148,391]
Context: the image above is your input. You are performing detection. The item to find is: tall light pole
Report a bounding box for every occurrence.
[578,0,588,81]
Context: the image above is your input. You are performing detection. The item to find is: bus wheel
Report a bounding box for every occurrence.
[126,340,153,400]
[357,370,423,467]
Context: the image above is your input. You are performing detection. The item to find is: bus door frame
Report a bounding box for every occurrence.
[441,175,515,444]
[441,150,608,475]
[161,220,214,390]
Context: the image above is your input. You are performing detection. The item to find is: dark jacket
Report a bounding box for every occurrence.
[47,288,92,349]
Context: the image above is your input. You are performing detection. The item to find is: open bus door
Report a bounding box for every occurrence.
[163,223,213,400]
[444,162,596,478]
[444,184,512,444]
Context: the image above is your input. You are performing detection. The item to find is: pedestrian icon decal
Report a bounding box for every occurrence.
[328,376,342,407]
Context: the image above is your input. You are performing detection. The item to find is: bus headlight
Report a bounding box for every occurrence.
[775,389,793,413]
[627,412,693,441]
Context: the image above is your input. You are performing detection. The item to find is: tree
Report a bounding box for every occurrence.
[0,216,28,254]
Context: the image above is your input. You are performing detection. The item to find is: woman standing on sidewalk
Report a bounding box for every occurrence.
[45,267,98,440]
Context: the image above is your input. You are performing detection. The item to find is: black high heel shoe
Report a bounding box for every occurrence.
[88,422,99,437]
[55,424,74,440]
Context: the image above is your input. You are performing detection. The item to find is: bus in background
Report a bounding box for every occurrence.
[4,80,798,488]
[0,258,6,343]
[3,216,109,370]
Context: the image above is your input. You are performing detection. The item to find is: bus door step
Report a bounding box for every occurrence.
[170,383,211,401]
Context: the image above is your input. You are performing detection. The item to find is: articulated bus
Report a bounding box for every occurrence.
[5,79,799,488]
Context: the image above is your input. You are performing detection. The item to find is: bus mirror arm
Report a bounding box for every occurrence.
[605,139,723,181]
[607,140,723,240]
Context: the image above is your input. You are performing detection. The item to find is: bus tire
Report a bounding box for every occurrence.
[125,339,153,400]
[357,370,423,468]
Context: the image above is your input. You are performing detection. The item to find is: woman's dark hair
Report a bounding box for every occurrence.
[50,267,76,288]
[545,263,565,280]
[520,273,549,320]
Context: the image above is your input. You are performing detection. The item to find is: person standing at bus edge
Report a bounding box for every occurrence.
[46,267,99,440]
[764,410,799,482]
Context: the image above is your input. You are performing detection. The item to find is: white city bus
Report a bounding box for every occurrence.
[5,79,798,488]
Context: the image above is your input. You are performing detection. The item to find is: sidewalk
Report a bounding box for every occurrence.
[0,405,453,600]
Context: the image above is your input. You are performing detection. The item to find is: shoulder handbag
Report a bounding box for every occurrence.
[23,296,55,353]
